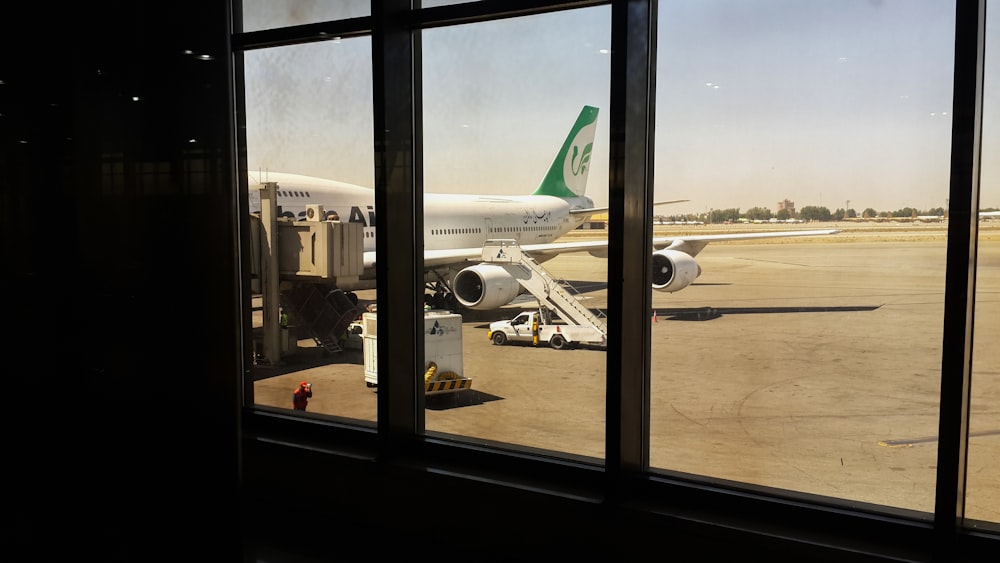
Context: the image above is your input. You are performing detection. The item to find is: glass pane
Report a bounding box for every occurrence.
[966,3,1000,528]
[419,7,611,460]
[244,38,378,425]
[241,0,370,33]
[650,0,954,514]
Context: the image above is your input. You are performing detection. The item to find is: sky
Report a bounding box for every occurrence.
[243,0,999,215]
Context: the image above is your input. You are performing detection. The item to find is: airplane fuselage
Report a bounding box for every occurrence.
[249,172,595,290]
[250,173,594,254]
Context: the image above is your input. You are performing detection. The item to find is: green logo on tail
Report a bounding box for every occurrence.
[533,106,599,198]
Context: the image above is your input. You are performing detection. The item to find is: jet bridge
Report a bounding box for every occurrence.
[479,239,607,334]
[252,183,364,364]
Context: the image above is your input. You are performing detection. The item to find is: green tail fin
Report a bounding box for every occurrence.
[532,106,599,198]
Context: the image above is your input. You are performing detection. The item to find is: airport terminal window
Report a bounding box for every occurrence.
[966,2,1000,528]
[419,6,611,459]
[242,37,377,425]
[232,0,997,548]
[648,0,960,516]
[240,0,370,33]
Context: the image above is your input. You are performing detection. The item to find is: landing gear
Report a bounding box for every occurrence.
[424,281,460,311]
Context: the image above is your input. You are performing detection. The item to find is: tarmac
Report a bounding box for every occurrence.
[251,221,1000,524]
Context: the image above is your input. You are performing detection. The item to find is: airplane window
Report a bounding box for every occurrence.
[648,0,954,516]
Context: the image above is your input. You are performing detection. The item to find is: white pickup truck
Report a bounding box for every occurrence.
[488,311,606,350]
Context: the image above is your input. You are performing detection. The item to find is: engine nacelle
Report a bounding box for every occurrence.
[452,264,523,310]
[651,249,701,292]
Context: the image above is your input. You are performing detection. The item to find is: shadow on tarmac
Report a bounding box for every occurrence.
[251,346,362,381]
[426,389,504,411]
[659,305,882,322]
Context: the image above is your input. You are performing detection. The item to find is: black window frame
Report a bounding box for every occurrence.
[232,1,995,558]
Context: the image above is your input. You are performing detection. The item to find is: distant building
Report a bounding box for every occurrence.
[778,199,796,215]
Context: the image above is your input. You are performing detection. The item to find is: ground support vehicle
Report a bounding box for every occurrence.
[488,310,606,350]
[362,311,472,394]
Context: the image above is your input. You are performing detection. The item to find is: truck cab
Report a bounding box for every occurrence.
[489,312,536,345]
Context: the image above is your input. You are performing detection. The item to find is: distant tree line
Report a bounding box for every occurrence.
[654,204,993,224]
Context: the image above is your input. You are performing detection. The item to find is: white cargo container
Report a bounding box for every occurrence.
[363,311,470,394]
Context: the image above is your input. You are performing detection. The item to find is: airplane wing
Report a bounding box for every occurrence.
[569,200,691,217]
[650,229,840,257]
[530,228,840,259]
[418,228,839,268]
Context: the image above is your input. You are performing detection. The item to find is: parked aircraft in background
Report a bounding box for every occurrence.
[249,106,838,310]
[911,211,999,222]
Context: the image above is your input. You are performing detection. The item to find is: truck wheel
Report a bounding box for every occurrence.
[492,332,508,346]
[549,334,567,350]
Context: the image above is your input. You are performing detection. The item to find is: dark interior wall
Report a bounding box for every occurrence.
[2,3,241,560]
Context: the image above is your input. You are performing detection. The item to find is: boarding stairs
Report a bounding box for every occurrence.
[480,239,607,335]
[281,284,361,354]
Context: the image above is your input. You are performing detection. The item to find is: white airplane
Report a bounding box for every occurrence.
[248,105,839,310]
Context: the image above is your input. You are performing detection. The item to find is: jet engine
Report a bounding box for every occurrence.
[651,249,701,292]
[452,264,523,310]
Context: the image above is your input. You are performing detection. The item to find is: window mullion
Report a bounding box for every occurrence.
[608,0,657,488]
[934,0,985,539]
[373,0,423,451]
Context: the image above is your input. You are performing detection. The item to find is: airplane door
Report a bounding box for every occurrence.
[485,218,493,241]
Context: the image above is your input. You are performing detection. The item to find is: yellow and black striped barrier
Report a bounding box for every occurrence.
[423,361,471,394]
[425,378,472,394]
